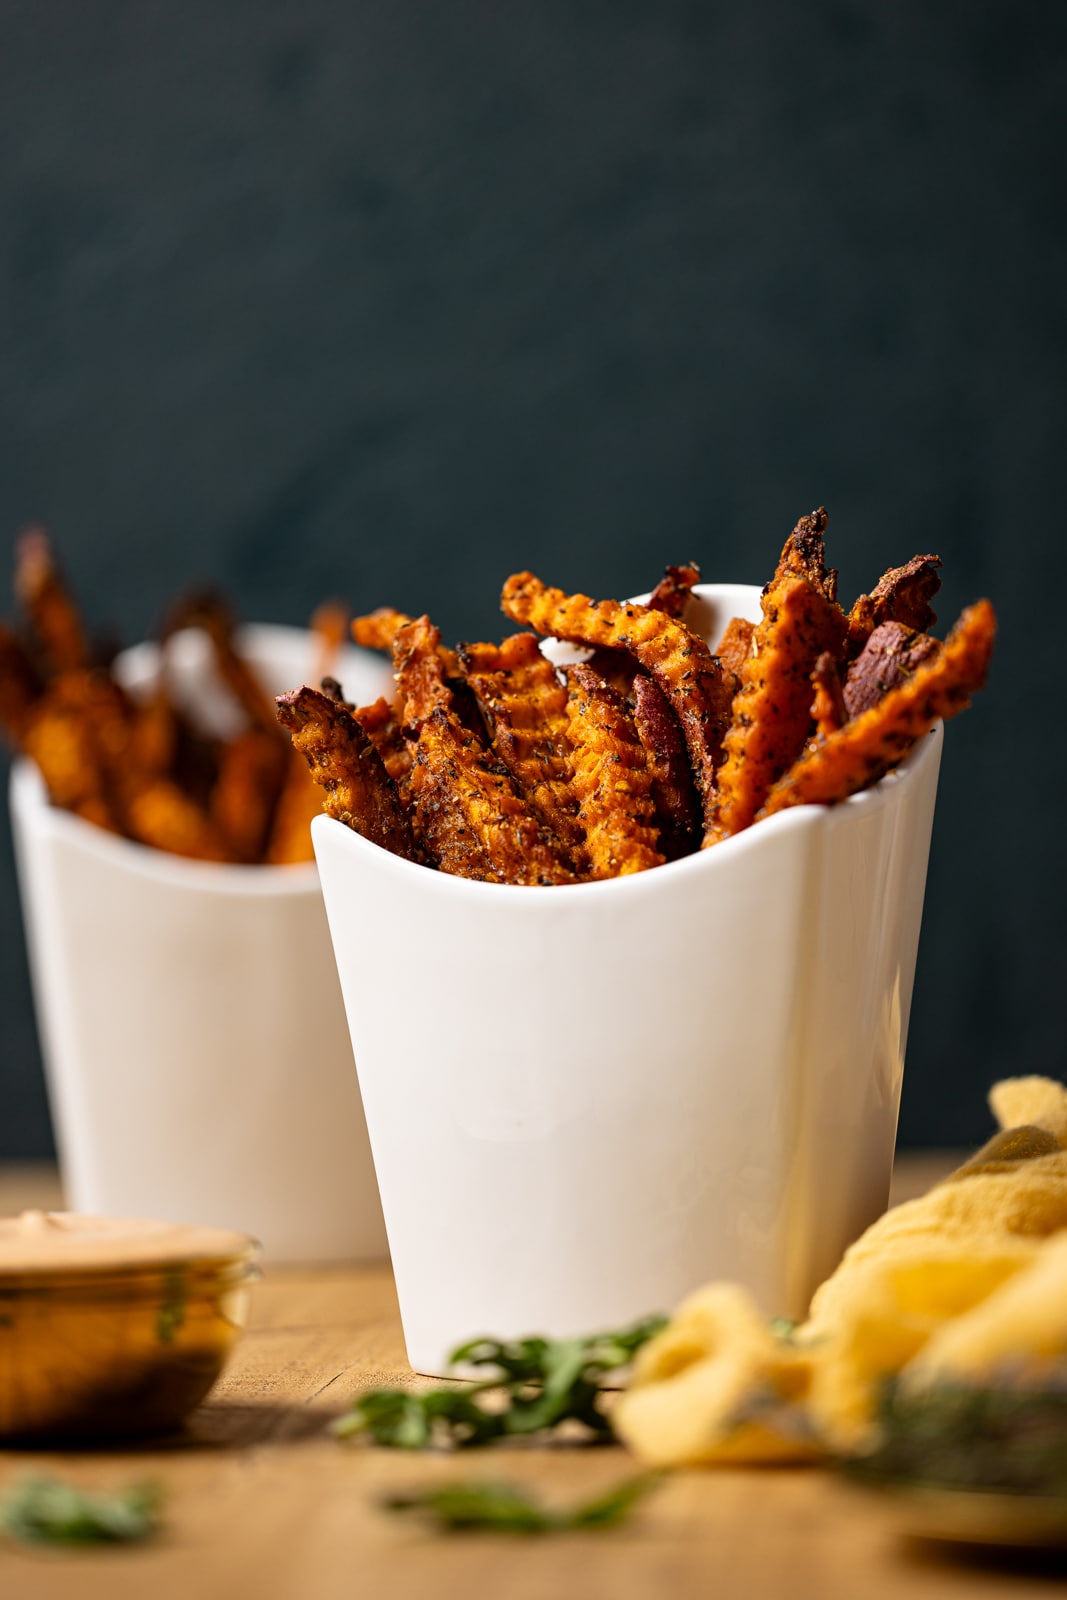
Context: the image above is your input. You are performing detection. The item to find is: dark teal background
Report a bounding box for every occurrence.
[2,3,1065,1153]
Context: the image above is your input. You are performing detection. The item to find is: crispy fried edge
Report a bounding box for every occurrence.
[759,599,996,816]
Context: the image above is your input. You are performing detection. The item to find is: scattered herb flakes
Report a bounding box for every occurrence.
[0,1477,163,1548]
[383,1473,661,1534]
[334,1314,667,1450]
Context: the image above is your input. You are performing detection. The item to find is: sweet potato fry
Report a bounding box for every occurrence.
[811,652,847,739]
[351,695,413,788]
[500,572,734,812]
[843,621,940,719]
[121,780,228,861]
[648,563,701,619]
[715,616,756,680]
[14,527,90,674]
[393,615,457,731]
[773,507,839,603]
[211,727,290,863]
[458,632,585,857]
[21,679,119,831]
[710,571,849,841]
[759,599,996,817]
[265,752,321,865]
[847,554,942,651]
[353,606,463,678]
[276,687,420,861]
[409,707,576,884]
[310,600,349,686]
[631,672,700,852]
[565,665,664,879]
[0,624,43,741]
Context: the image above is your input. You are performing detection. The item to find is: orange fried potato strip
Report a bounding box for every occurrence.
[565,665,664,879]
[352,695,413,789]
[847,554,942,651]
[265,753,321,865]
[393,615,456,731]
[500,572,733,813]
[631,672,699,853]
[410,707,575,884]
[354,606,462,678]
[810,651,847,739]
[710,570,849,841]
[15,527,90,674]
[772,506,840,602]
[121,779,229,861]
[759,599,996,817]
[310,600,350,685]
[458,632,585,856]
[648,562,701,619]
[211,727,290,863]
[843,621,940,719]
[0,623,43,741]
[714,616,756,680]
[21,676,120,831]
[276,687,420,861]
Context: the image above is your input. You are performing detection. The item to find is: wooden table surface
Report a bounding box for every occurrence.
[1,1156,1059,1600]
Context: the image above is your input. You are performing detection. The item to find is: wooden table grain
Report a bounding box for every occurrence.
[1,1155,1053,1600]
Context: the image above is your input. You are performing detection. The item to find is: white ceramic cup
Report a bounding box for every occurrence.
[312,584,943,1374]
[10,625,393,1264]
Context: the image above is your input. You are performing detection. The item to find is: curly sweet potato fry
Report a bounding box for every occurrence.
[276,686,420,861]
[564,665,664,879]
[409,707,575,884]
[759,599,996,817]
[459,632,584,857]
[710,571,849,841]
[500,572,733,814]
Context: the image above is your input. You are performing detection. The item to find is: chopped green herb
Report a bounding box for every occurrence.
[0,1476,162,1547]
[334,1314,667,1449]
[383,1473,660,1534]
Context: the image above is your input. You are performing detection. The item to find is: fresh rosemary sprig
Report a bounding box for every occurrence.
[383,1473,661,1533]
[334,1314,667,1449]
[0,1476,163,1547]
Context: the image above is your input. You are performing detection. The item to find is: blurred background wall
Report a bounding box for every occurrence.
[2,2,1064,1155]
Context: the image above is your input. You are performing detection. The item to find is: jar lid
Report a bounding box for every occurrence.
[0,1210,258,1279]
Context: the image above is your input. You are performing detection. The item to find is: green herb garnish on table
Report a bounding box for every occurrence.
[383,1473,661,1533]
[0,1476,162,1547]
[334,1314,667,1449]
